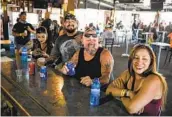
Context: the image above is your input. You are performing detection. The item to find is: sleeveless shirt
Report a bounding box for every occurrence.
[75,47,103,80]
[139,99,162,116]
[125,74,162,116]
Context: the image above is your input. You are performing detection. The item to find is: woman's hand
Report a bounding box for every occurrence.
[137,108,144,115]
[42,51,49,58]
[80,76,93,87]
[28,49,32,55]
[128,90,136,99]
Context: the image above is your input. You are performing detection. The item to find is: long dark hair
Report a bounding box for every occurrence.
[36,26,48,43]
[36,26,53,54]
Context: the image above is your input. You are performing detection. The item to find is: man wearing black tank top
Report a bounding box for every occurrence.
[60,26,114,87]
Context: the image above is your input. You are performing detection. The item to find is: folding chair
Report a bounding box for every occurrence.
[163,47,172,66]
[104,38,114,53]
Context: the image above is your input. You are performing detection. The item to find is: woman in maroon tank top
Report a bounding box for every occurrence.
[106,44,168,116]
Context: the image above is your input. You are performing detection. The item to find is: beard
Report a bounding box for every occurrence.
[65,25,77,33]
[85,44,97,56]
[65,28,76,33]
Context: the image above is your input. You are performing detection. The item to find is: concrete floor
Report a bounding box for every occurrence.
[110,43,172,116]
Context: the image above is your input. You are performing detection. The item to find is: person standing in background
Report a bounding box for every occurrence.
[132,20,139,40]
[41,11,54,45]
[101,24,115,47]
[165,22,172,35]
[52,20,59,44]
[58,16,66,36]
[1,11,10,40]
[12,11,35,52]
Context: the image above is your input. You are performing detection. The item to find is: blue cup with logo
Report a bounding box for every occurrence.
[66,62,75,76]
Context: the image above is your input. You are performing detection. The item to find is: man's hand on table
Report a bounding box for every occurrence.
[80,76,93,87]
[59,64,69,75]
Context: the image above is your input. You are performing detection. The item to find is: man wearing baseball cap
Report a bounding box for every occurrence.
[60,26,114,90]
[12,11,35,51]
[46,13,82,66]
[101,23,115,47]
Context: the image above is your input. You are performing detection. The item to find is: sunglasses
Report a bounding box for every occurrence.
[84,34,97,38]
[85,27,96,32]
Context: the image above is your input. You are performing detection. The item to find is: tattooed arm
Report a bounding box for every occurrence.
[60,50,80,75]
[99,49,114,85]
[68,50,80,66]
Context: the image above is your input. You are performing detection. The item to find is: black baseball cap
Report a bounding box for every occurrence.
[64,13,76,21]
[20,11,26,16]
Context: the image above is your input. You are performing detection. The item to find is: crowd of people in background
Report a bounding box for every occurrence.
[1,11,172,116]
[132,19,172,42]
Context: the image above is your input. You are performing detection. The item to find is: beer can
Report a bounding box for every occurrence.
[29,62,35,75]
[24,30,27,35]
[66,62,75,76]
[40,66,47,80]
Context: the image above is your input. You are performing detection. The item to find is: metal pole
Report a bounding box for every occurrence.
[121,31,129,57]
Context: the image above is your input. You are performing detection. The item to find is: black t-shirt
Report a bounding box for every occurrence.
[41,19,53,43]
[12,22,34,45]
[41,19,53,31]
[51,31,82,63]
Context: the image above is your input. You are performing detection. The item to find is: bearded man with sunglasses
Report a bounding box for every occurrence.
[60,27,114,89]
[45,13,82,66]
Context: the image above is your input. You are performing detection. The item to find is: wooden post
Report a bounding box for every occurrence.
[67,0,75,15]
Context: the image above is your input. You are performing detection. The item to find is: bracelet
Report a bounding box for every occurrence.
[126,90,130,97]
[121,89,126,97]
[124,90,130,97]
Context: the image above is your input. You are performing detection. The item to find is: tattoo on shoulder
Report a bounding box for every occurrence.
[105,64,111,70]
[104,61,111,69]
